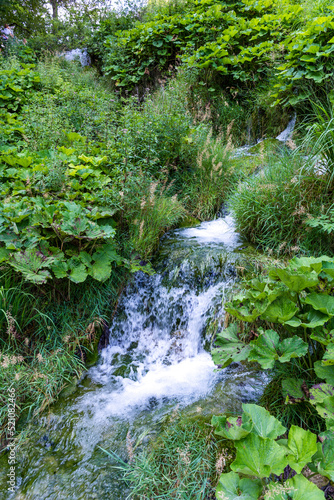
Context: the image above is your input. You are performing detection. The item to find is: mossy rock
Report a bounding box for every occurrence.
[177,215,200,228]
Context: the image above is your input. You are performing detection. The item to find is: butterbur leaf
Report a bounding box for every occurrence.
[248,330,307,369]
[52,259,68,279]
[264,474,325,499]
[242,404,286,439]
[0,247,10,262]
[312,396,334,430]
[274,268,319,292]
[261,296,298,323]
[212,323,252,368]
[310,384,334,404]
[282,378,306,403]
[279,336,308,363]
[284,425,317,474]
[231,433,288,478]
[67,257,88,283]
[285,474,325,500]
[215,471,262,500]
[225,298,270,322]
[10,249,54,284]
[315,433,334,481]
[286,310,330,329]
[323,345,334,366]
[211,414,252,440]
[248,329,280,369]
[303,293,334,316]
[310,329,334,346]
[314,362,334,385]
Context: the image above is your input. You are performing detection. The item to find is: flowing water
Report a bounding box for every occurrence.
[0,215,267,499]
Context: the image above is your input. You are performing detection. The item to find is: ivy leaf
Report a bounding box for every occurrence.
[283,425,317,474]
[215,471,262,500]
[212,323,252,368]
[303,293,334,316]
[231,433,288,478]
[261,296,298,323]
[242,404,286,439]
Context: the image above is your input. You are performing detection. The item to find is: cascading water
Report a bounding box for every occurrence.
[0,215,267,499]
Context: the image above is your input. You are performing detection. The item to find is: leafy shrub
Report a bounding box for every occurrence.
[212,255,334,434]
[212,403,331,499]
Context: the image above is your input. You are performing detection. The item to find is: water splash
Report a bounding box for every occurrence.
[276,113,297,142]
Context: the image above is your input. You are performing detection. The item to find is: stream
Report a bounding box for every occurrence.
[0,214,268,499]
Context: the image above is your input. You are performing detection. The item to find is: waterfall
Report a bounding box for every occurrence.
[0,214,267,499]
[276,112,297,142]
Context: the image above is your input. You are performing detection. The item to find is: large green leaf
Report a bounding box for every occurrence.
[323,345,334,366]
[225,298,270,322]
[314,433,334,481]
[67,257,88,283]
[248,330,308,369]
[212,414,252,440]
[274,268,319,292]
[314,361,334,385]
[282,378,306,403]
[264,474,325,499]
[279,336,308,363]
[231,433,288,478]
[0,246,10,263]
[310,383,334,404]
[242,404,286,439]
[215,472,262,500]
[303,293,334,316]
[261,296,298,323]
[283,425,317,474]
[312,396,334,430]
[212,323,252,368]
[286,310,330,329]
[10,249,54,284]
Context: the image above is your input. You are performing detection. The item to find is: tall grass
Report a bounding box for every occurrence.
[103,413,234,499]
[230,150,333,256]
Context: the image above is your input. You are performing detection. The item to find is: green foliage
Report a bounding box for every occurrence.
[230,149,334,255]
[213,254,334,437]
[212,404,326,499]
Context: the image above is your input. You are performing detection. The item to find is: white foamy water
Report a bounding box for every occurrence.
[276,113,296,142]
[178,215,240,246]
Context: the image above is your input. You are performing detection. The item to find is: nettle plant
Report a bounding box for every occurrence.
[0,143,130,284]
[212,256,334,430]
[212,403,333,499]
